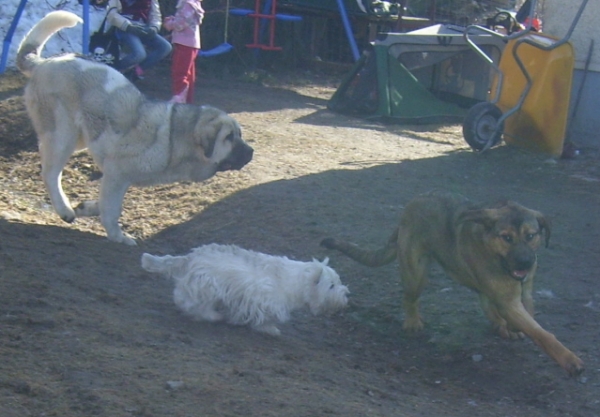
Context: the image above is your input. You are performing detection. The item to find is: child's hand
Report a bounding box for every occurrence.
[163,16,175,31]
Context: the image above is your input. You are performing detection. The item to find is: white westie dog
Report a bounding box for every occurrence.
[141,244,349,336]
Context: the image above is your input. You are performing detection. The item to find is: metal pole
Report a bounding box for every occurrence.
[82,0,90,55]
[0,0,28,74]
[336,0,360,62]
[0,0,91,73]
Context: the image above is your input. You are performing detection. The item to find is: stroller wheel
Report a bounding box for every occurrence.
[462,102,504,152]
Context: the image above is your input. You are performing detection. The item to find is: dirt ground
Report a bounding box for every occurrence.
[1,60,599,417]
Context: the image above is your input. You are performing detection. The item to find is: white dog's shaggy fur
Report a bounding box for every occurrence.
[141,244,349,335]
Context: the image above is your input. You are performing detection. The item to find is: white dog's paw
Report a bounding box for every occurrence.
[74,200,100,217]
[199,310,224,322]
[251,323,281,336]
[119,233,137,246]
[46,188,76,222]
[59,209,77,223]
[121,236,137,246]
[52,202,75,223]
[107,231,137,246]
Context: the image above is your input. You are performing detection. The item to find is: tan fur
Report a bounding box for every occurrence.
[322,193,584,376]
[16,12,253,245]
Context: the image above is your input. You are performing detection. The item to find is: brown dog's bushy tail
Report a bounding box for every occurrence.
[320,227,399,267]
[16,11,82,77]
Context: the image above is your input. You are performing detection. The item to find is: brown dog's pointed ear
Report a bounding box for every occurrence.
[457,208,498,230]
[534,211,551,248]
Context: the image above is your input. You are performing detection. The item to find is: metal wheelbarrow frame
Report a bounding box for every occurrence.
[461,0,589,155]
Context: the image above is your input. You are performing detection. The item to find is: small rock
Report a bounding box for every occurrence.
[165,380,184,390]
[561,142,579,159]
[472,354,483,362]
[1,211,21,221]
[536,289,555,299]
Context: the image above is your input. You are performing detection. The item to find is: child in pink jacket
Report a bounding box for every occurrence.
[164,0,205,104]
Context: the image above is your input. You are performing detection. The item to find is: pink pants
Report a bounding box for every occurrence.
[171,43,199,104]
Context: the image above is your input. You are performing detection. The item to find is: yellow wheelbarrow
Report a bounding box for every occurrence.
[462,0,589,156]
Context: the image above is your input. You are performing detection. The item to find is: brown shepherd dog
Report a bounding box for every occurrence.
[321,193,583,376]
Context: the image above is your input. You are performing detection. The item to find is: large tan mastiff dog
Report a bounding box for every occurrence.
[17,11,253,245]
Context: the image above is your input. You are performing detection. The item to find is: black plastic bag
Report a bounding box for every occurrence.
[78,0,109,8]
[88,14,120,67]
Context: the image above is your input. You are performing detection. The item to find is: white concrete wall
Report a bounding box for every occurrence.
[543,0,599,148]
[543,0,598,72]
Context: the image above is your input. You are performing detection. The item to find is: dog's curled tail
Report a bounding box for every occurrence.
[16,11,82,77]
[320,227,399,268]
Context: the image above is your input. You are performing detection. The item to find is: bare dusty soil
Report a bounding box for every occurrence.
[1,62,599,417]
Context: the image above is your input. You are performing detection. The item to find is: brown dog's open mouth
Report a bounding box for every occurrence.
[501,259,533,282]
[501,258,535,282]
[510,269,530,281]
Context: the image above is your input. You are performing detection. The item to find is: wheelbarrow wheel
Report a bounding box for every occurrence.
[462,102,504,151]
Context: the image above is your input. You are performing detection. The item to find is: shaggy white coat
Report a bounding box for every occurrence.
[141,244,349,335]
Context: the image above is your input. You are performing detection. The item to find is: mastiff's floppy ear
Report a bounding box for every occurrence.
[171,104,220,158]
[195,106,223,158]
